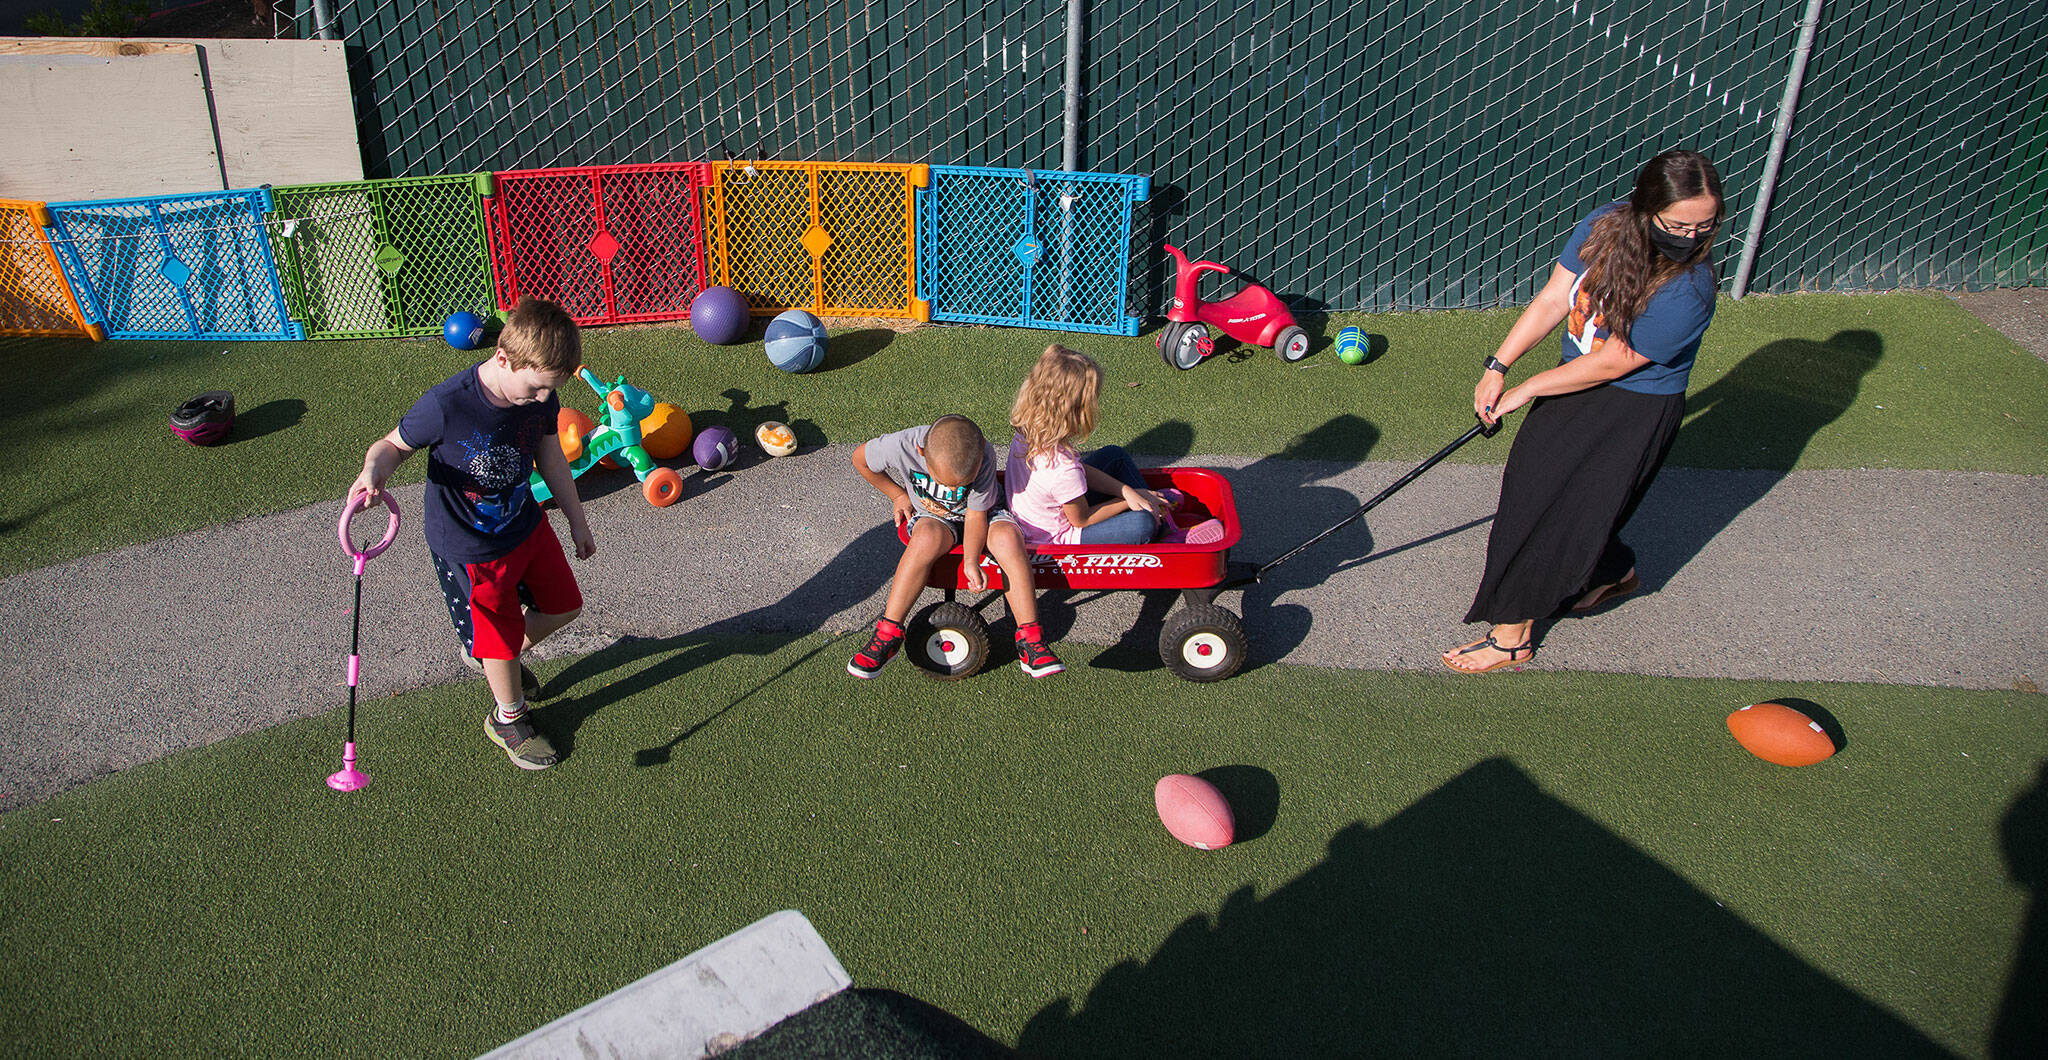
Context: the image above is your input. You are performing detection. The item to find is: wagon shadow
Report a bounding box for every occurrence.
[1018,757,1949,1057]
[538,521,899,762]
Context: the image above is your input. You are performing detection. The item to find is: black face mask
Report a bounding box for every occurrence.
[1650,227,1702,262]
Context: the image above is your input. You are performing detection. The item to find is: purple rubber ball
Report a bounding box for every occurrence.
[693,425,739,471]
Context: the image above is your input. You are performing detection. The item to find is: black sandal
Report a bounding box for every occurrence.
[1441,635,1534,674]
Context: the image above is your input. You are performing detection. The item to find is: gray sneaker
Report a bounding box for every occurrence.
[485,712,557,770]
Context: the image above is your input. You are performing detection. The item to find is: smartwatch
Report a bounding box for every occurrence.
[1484,355,1511,375]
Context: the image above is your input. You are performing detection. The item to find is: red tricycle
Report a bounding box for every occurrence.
[1157,243,1311,370]
[903,467,1249,682]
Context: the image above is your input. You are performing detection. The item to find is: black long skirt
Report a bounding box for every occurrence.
[1464,383,1687,624]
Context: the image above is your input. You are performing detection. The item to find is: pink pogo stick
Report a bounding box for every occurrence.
[329,491,401,792]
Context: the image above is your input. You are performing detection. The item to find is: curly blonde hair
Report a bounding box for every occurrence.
[1009,345,1102,463]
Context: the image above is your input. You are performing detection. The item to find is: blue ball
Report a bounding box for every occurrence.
[1336,325,1367,365]
[691,286,750,345]
[764,310,828,373]
[444,311,487,351]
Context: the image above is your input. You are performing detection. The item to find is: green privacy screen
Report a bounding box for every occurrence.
[325,0,2046,310]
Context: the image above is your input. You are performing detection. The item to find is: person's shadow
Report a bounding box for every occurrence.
[534,522,899,763]
[1994,759,2047,1058]
[1598,328,1884,603]
[1017,757,1951,1057]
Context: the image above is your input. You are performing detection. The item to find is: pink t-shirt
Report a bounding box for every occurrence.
[1006,434,1088,545]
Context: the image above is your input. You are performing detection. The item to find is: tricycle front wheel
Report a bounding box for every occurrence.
[1165,323,1212,370]
[1159,603,1247,682]
[909,601,989,681]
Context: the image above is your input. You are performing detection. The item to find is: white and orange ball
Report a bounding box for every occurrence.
[755,420,798,457]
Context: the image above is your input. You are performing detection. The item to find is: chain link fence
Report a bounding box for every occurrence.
[284,0,2045,312]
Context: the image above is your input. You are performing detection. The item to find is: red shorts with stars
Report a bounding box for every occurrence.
[430,519,582,661]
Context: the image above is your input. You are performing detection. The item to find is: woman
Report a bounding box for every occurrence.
[1444,149,1724,673]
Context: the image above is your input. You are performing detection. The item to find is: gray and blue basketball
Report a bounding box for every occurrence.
[764,310,828,373]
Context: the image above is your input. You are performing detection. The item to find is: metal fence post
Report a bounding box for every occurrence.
[310,0,337,39]
[1734,0,1826,299]
[1061,0,1085,172]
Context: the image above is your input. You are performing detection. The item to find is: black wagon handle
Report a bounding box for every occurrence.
[1225,415,1501,589]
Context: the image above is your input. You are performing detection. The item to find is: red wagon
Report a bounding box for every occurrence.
[894,419,1502,684]
[902,467,1250,682]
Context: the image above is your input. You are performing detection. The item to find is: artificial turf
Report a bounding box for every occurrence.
[2,291,2043,580]
[0,633,2040,1058]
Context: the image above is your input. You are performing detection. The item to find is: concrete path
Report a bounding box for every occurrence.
[3,445,2043,808]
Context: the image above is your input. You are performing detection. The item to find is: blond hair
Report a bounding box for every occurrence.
[925,414,986,481]
[496,297,582,374]
[1009,344,1102,462]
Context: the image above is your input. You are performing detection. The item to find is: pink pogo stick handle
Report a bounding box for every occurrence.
[340,491,402,563]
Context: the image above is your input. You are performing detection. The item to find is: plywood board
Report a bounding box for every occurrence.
[0,40,224,200]
[198,38,361,188]
[0,36,360,203]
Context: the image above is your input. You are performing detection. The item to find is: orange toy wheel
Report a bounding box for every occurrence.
[643,467,684,507]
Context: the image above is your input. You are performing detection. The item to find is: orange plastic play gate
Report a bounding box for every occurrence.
[708,161,930,320]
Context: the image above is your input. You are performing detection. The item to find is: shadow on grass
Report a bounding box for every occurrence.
[225,398,307,444]
[1019,757,1950,1057]
[1996,760,2048,1059]
[821,327,895,371]
[539,522,900,763]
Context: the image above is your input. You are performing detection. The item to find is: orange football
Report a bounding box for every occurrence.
[1727,702,1837,766]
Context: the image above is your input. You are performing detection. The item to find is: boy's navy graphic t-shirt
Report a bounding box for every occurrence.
[398,364,558,565]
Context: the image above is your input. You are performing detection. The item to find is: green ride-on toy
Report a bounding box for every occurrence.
[529,366,685,508]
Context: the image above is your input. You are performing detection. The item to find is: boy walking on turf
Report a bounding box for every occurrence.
[847,413,1063,679]
[348,297,595,770]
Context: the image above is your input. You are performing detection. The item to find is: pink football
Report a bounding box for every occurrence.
[1154,774,1234,850]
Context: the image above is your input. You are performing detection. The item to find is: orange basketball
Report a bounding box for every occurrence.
[1726,702,1838,767]
[639,402,694,460]
[557,408,596,465]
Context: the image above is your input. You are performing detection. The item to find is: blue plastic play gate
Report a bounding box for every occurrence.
[44,188,304,341]
[916,167,1149,335]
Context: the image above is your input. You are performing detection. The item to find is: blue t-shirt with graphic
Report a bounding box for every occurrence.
[398,363,558,565]
[1558,203,1718,395]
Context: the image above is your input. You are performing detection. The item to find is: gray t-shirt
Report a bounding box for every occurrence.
[862,424,999,519]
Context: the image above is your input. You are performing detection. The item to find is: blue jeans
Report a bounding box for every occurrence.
[1077,446,1159,545]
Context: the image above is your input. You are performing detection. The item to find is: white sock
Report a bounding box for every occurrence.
[493,700,527,725]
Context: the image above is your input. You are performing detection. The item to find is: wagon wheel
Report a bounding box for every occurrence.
[1274,325,1310,362]
[908,601,990,681]
[1158,603,1247,682]
[1167,323,1212,370]
[642,467,683,507]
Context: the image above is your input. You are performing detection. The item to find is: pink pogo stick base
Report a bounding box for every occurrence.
[327,741,369,792]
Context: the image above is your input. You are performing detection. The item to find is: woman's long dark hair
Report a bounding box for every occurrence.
[1578,149,1724,343]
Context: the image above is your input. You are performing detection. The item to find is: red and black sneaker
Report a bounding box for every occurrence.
[1015,622,1065,678]
[847,617,906,679]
